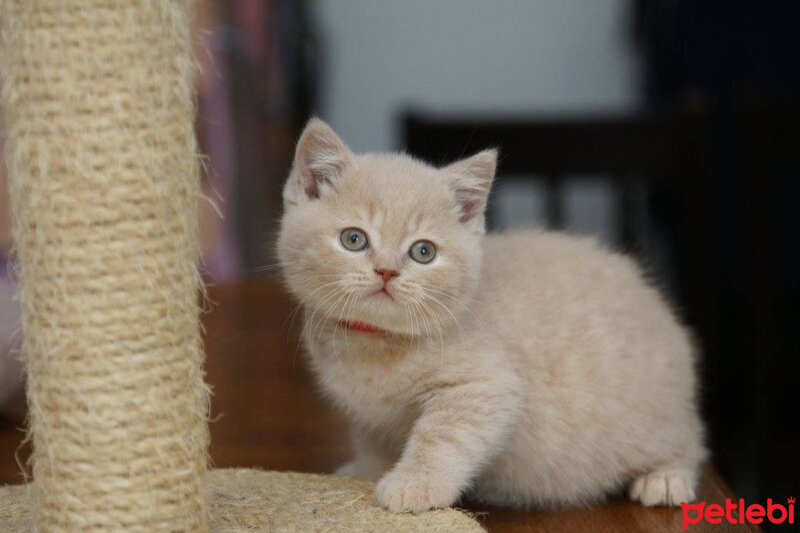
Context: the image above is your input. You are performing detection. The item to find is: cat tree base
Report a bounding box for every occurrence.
[0,469,483,531]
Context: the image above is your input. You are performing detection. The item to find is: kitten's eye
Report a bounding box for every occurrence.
[409,240,436,264]
[340,228,369,251]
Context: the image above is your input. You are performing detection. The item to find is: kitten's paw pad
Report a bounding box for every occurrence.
[630,470,696,507]
[375,471,460,513]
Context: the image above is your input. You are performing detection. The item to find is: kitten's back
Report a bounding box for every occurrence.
[471,230,704,506]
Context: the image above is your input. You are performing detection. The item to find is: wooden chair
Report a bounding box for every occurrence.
[404,108,713,327]
[403,110,711,247]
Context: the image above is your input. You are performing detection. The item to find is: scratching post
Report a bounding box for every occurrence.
[0,2,484,531]
[1,1,208,529]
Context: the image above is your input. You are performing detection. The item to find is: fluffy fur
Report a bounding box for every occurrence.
[278,119,706,513]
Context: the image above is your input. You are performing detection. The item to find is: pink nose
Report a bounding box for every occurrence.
[374,268,399,283]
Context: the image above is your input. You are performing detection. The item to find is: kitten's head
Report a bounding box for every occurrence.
[278,118,496,336]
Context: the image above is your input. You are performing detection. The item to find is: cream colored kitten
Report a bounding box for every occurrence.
[278,119,706,513]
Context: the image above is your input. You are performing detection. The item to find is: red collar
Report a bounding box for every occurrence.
[339,319,387,335]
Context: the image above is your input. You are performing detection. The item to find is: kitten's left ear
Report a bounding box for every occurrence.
[444,149,498,230]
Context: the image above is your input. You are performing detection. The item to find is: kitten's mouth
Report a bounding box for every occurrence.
[373,287,394,300]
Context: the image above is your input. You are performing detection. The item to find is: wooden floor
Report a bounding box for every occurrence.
[0,280,757,532]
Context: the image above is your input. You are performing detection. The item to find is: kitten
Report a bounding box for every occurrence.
[278,119,706,513]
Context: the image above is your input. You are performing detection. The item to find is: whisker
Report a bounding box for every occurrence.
[423,292,467,341]
[304,285,348,350]
[247,261,295,274]
[311,286,350,348]
[420,284,483,323]
[334,288,358,349]
[410,300,431,356]
[401,302,416,356]
[406,301,422,353]
[424,299,447,361]
[282,278,344,336]
[414,301,433,360]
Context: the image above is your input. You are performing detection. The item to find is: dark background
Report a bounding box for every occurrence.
[634,0,800,507]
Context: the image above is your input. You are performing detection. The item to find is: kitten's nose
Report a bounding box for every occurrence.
[374,268,399,283]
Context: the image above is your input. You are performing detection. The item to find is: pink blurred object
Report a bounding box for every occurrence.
[0,278,22,416]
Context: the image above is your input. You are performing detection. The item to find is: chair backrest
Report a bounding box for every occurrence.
[403,110,711,250]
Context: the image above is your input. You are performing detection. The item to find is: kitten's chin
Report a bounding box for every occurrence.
[346,297,409,333]
[340,295,455,338]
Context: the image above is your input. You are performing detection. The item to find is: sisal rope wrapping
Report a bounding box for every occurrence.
[0,469,487,532]
[0,1,209,530]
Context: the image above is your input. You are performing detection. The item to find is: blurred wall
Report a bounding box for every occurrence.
[311,0,641,152]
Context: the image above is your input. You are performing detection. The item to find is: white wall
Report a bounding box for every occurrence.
[311,0,641,152]
[310,0,642,242]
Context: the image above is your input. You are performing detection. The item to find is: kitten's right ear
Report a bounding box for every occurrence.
[284,118,352,206]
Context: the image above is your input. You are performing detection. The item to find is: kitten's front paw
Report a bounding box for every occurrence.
[630,469,697,507]
[375,470,460,513]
